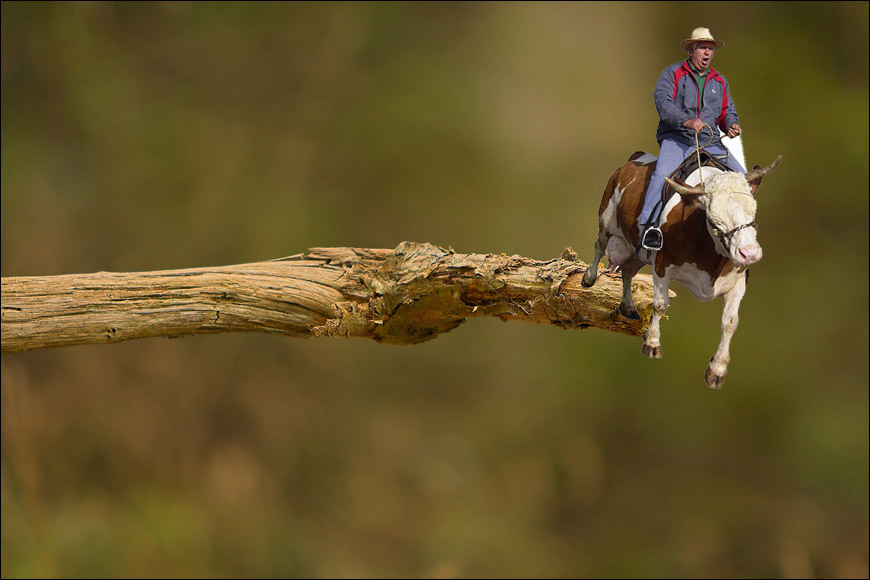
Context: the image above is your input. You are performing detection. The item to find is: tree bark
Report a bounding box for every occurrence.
[1,242,673,354]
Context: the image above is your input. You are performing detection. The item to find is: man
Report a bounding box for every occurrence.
[638,27,745,251]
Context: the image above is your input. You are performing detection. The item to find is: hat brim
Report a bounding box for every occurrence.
[681,39,725,50]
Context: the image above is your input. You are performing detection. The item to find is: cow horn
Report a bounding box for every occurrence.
[664,177,705,196]
[745,155,783,183]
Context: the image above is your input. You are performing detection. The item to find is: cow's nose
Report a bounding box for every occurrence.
[739,245,762,264]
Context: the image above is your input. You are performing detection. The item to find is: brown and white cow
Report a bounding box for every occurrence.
[580,151,782,388]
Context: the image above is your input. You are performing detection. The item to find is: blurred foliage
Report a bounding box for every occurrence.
[1,2,868,578]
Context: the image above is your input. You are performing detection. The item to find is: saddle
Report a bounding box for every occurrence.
[666,149,731,192]
[630,148,732,212]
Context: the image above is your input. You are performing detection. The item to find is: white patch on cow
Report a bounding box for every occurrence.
[685,166,723,187]
[664,262,717,301]
[658,192,682,228]
[665,260,747,302]
[600,181,625,235]
[600,179,638,267]
[605,235,633,267]
[633,153,658,165]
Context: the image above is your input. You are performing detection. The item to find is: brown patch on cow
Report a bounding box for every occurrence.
[654,201,732,279]
[627,151,649,162]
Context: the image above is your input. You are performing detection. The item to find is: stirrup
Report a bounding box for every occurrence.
[641,226,663,251]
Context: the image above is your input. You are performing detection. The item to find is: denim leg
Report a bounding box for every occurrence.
[705,143,746,172]
[639,139,693,226]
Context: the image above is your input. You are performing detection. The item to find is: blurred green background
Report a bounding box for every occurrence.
[2,2,867,577]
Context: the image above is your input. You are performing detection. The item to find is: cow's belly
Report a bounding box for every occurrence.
[665,263,745,301]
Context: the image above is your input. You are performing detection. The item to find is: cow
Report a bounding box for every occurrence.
[580,151,782,388]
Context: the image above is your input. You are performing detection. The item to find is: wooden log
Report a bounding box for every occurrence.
[1,242,673,354]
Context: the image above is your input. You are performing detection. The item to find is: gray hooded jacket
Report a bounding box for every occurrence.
[654,60,739,146]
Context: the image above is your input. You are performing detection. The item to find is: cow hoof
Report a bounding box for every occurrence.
[704,366,726,389]
[619,304,641,320]
[581,270,597,288]
[642,344,663,359]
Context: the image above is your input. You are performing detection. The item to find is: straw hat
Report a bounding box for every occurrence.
[680,27,724,51]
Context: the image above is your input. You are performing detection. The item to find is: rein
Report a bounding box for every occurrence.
[707,217,758,251]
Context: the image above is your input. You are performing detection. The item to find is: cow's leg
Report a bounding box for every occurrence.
[618,259,644,320]
[641,272,670,359]
[705,272,747,389]
[581,236,606,288]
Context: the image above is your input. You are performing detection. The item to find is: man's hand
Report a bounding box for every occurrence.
[727,123,742,138]
[683,118,706,133]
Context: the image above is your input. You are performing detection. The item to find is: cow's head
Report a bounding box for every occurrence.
[666,156,782,267]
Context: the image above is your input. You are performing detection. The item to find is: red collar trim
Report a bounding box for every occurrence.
[682,60,722,81]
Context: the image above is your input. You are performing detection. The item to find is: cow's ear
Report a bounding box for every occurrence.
[745,156,782,194]
[747,165,763,195]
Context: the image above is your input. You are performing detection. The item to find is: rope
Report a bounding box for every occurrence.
[693,121,735,184]
[694,129,705,187]
[693,121,719,187]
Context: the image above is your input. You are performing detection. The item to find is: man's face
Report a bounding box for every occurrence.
[689,41,716,71]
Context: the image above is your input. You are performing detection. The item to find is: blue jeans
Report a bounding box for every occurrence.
[639,139,746,227]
